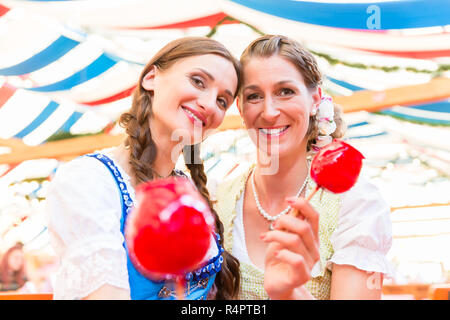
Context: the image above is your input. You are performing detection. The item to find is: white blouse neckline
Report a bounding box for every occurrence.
[46,148,219,299]
[231,175,394,278]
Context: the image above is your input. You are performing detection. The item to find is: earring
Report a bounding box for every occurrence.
[311,108,317,116]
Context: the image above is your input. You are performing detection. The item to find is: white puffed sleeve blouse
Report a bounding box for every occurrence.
[45,153,131,300]
[46,150,219,300]
[326,177,393,275]
[232,176,394,277]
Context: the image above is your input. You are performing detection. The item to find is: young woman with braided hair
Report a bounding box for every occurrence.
[46,37,241,300]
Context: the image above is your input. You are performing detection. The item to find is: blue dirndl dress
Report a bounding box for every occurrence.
[86,153,224,300]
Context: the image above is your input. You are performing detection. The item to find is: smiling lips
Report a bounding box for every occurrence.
[259,125,290,138]
[182,106,290,135]
[182,106,207,127]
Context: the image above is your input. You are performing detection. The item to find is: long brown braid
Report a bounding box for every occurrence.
[184,145,240,300]
[239,35,346,152]
[119,90,157,183]
[119,37,241,299]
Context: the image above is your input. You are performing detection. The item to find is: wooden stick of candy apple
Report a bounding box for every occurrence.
[175,277,186,300]
[291,139,365,218]
[125,178,215,300]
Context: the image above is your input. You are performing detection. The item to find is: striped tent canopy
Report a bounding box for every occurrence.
[0,0,447,144]
[220,0,450,59]
[0,0,448,174]
[0,0,449,262]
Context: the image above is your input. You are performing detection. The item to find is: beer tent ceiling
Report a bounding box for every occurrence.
[0,0,449,283]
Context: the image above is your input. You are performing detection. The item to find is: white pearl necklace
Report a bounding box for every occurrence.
[251,169,308,230]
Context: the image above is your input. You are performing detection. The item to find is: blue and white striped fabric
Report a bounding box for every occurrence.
[0,36,80,76]
[0,8,143,101]
[226,0,450,30]
[0,86,110,145]
[28,53,119,92]
[325,76,450,127]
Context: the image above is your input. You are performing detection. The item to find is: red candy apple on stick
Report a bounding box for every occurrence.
[310,139,365,196]
[125,177,214,299]
[293,139,365,217]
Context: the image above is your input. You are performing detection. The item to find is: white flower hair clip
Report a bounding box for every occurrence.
[311,94,336,151]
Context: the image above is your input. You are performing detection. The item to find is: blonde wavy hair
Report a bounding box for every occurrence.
[239,35,346,151]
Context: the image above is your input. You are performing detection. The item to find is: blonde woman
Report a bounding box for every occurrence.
[215,35,393,300]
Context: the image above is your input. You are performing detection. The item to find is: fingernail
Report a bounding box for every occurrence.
[260,233,267,240]
[285,197,295,204]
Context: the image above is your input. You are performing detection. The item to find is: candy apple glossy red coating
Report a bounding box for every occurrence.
[125,177,214,280]
[310,139,365,194]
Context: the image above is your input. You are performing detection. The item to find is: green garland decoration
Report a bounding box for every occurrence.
[204,16,450,128]
[206,15,264,38]
[9,176,49,201]
[206,15,449,76]
[374,112,450,127]
[45,131,101,142]
[309,50,449,76]
[45,121,116,142]
[9,176,49,186]
[30,19,447,147]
